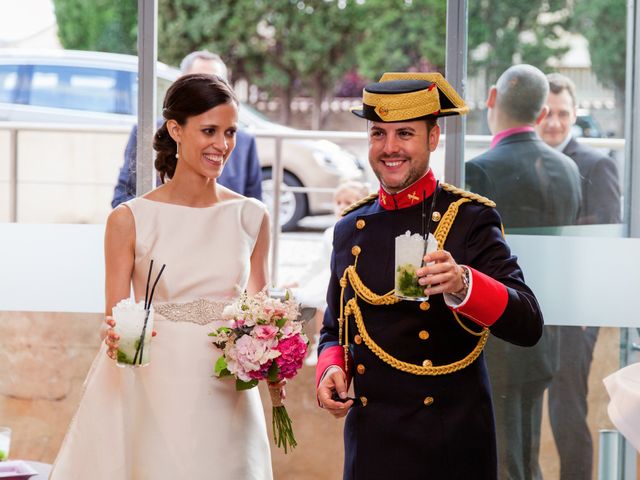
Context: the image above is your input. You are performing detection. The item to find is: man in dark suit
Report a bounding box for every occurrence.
[111,51,262,207]
[466,64,582,480]
[535,73,621,480]
[316,72,544,480]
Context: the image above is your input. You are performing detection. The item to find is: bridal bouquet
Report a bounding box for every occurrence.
[209,290,307,453]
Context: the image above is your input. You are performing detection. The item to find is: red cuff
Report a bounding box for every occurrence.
[450,267,508,327]
[316,345,345,388]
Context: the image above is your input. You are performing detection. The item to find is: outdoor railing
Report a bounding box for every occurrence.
[0,121,626,282]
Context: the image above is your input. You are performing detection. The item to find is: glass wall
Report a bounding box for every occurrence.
[463,1,637,478]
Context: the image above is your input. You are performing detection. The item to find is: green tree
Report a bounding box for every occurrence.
[53,0,137,54]
[158,0,364,128]
[355,0,448,81]
[468,1,570,86]
[571,0,626,126]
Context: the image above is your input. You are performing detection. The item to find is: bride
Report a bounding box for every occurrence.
[50,73,276,479]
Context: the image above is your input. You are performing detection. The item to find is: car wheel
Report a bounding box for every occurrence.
[261,168,308,231]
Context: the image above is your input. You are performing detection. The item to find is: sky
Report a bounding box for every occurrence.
[0,0,56,43]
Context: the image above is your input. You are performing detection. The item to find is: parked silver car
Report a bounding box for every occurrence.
[0,49,364,229]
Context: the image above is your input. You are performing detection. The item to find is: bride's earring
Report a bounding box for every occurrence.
[175,144,180,159]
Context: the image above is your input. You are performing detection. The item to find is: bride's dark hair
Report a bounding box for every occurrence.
[153,74,238,182]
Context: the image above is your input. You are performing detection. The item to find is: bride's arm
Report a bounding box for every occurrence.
[102,206,135,356]
[247,210,271,295]
[105,205,135,314]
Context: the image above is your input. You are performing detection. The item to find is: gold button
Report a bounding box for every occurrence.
[356,219,366,230]
[339,278,348,288]
[419,330,429,340]
[351,245,361,256]
[357,364,366,375]
[360,396,368,407]
[424,396,434,406]
[419,301,430,311]
[431,211,441,222]
[354,334,362,345]
[422,359,432,367]
[379,107,388,116]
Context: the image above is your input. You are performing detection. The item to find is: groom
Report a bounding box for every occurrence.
[315,72,544,480]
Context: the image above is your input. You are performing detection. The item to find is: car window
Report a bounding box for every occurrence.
[27,65,133,114]
[0,65,19,103]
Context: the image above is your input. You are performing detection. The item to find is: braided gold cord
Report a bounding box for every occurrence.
[440,182,496,208]
[452,311,485,337]
[345,266,400,306]
[434,198,470,249]
[336,192,491,375]
[347,297,489,375]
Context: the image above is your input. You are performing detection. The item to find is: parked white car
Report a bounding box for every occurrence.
[0,49,364,229]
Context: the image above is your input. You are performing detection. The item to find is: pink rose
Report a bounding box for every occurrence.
[253,324,278,340]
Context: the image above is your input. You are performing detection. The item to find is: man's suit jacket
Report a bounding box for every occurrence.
[466,130,582,385]
[111,125,262,207]
[564,137,621,225]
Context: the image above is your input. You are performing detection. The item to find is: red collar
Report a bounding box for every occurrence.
[379,170,437,210]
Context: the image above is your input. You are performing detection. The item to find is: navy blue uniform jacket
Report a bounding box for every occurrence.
[318,186,543,480]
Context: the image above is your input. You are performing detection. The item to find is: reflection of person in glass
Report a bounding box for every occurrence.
[536,73,621,480]
[466,64,583,480]
[316,72,543,480]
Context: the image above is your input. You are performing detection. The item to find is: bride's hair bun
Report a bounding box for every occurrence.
[152,74,238,182]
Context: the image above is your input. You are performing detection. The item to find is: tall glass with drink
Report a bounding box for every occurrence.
[394,231,437,301]
[0,427,11,461]
[112,299,154,367]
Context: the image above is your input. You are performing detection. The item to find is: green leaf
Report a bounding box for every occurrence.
[276,317,287,328]
[267,361,280,383]
[236,378,259,391]
[214,356,228,376]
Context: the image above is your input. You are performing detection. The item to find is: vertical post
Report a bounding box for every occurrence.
[270,138,283,285]
[444,0,468,187]
[9,129,17,222]
[598,430,621,480]
[626,0,640,238]
[622,1,639,478]
[136,0,157,197]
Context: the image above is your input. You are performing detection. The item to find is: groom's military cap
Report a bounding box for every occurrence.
[351,72,468,122]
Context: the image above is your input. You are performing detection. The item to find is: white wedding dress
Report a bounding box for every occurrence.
[50,197,273,480]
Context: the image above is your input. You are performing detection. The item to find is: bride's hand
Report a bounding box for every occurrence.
[103,316,119,360]
[102,316,158,361]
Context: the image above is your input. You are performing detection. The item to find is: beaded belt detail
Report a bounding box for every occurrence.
[154,298,231,326]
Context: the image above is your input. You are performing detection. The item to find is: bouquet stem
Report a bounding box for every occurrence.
[269,383,297,453]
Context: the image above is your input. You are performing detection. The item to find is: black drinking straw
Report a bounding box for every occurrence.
[420,181,439,267]
[134,261,166,365]
[144,259,154,310]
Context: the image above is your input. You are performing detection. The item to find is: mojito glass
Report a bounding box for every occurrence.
[112,299,154,367]
[394,231,436,301]
[0,427,10,461]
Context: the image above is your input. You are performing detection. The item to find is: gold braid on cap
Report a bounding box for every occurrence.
[338,197,489,376]
[363,87,441,122]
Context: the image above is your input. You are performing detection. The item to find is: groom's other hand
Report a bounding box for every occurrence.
[317,366,353,418]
